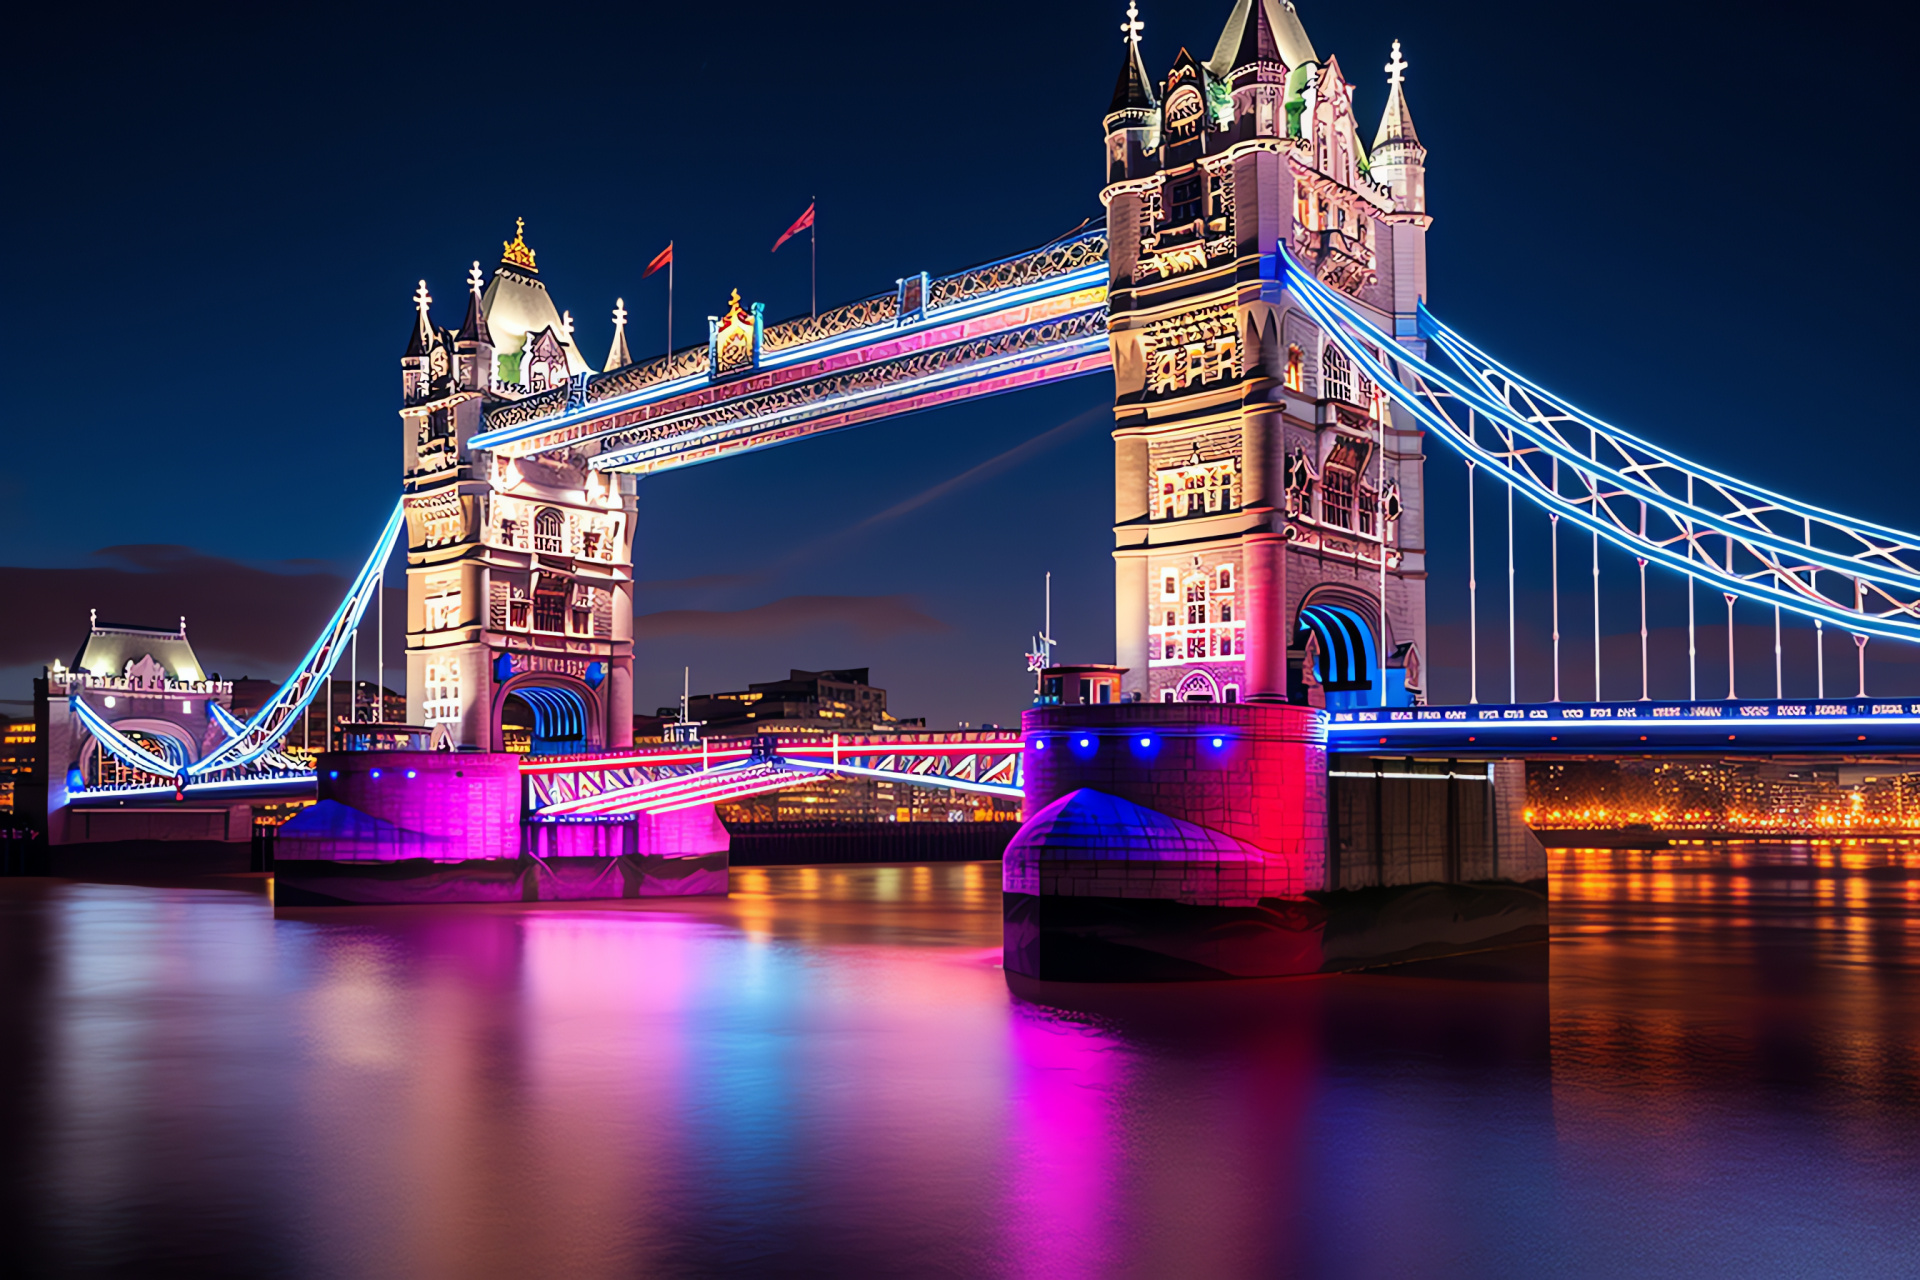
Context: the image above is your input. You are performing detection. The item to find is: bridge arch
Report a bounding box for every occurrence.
[492,673,601,756]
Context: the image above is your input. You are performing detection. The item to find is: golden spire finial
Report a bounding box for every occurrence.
[501,217,538,273]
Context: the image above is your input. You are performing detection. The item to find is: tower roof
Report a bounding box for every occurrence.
[403,279,433,358]
[457,261,493,346]
[1207,0,1316,79]
[482,220,593,378]
[70,616,205,683]
[1109,3,1157,114]
[605,298,632,373]
[1373,40,1420,150]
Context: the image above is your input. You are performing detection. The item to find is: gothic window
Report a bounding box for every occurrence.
[1186,635,1207,659]
[499,518,519,549]
[1164,611,1176,627]
[581,530,602,561]
[533,508,564,555]
[1218,474,1233,511]
[1162,572,1178,598]
[1322,342,1354,404]
[1168,175,1203,225]
[1163,639,1177,660]
[1286,344,1303,391]
[1220,602,1234,623]
[426,593,461,631]
[508,586,530,630]
[1323,464,1356,529]
[1217,566,1233,591]
[533,587,566,634]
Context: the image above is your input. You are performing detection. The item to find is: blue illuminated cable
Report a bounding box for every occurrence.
[1285,254,1920,594]
[190,499,405,776]
[1280,255,1920,642]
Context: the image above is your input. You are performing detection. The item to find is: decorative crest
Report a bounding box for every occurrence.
[467,260,485,295]
[1120,1,1143,46]
[1385,39,1408,87]
[723,288,750,326]
[501,217,538,273]
[612,298,628,328]
[413,279,432,316]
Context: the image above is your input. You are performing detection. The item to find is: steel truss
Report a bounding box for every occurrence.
[1283,253,1920,644]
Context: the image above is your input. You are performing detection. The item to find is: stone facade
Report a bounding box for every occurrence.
[400,235,637,754]
[1103,1,1432,708]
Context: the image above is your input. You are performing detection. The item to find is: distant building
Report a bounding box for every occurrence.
[660,669,922,738]
[0,716,37,816]
[230,677,404,759]
[661,667,1008,824]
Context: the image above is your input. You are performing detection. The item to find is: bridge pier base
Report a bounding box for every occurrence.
[1004,706,1546,982]
[271,751,728,905]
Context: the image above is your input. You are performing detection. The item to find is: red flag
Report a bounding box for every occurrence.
[771,203,814,253]
[643,242,673,278]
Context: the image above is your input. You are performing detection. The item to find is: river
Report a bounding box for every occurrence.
[2,846,1916,1277]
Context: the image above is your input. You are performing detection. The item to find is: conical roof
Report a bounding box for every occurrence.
[1109,36,1157,114]
[1208,0,1316,78]
[604,299,632,373]
[1374,45,1420,150]
[457,263,493,346]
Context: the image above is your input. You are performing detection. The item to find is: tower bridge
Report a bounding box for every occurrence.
[40,1,1920,969]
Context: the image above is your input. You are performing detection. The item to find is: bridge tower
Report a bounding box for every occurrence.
[400,223,638,754]
[1104,0,1431,709]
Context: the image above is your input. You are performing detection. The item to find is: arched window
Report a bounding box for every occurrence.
[533,508,565,555]
[1285,344,1302,392]
[1217,565,1234,591]
[1322,342,1353,404]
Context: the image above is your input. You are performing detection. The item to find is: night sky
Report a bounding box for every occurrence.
[6,0,1913,726]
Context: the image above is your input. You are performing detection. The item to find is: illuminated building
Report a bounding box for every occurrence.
[1104,2,1429,706]
[34,616,259,842]
[0,717,37,815]
[399,227,637,755]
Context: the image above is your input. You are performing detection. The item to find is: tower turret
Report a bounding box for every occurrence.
[454,261,494,392]
[402,279,433,404]
[1370,41,1425,214]
[1104,3,1160,184]
[605,298,632,372]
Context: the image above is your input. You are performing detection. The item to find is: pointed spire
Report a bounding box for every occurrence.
[1208,0,1317,80]
[605,298,632,372]
[1108,2,1157,114]
[458,260,492,344]
[1373,39,1419,150]
[1228,0,1284,74]
[404,279,433,357]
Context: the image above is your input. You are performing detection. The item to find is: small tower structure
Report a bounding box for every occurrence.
[400,222,638,753]
[1104,1,1432,707]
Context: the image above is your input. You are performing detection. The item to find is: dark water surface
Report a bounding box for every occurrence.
[3,848,1918,1278]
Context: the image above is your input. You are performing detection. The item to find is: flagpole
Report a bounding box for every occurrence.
[668,246,674,359]
[810,197,817,320]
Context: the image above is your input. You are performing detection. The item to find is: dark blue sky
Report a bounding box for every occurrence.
[6,0,1913,722]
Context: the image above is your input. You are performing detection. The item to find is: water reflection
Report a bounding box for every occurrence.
[0,849,1916,1275]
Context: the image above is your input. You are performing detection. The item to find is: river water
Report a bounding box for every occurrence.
[2,847,1917,1278]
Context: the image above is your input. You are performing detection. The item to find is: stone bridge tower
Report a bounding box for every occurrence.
[399,223,638,753]
[1103,0,1431,708]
